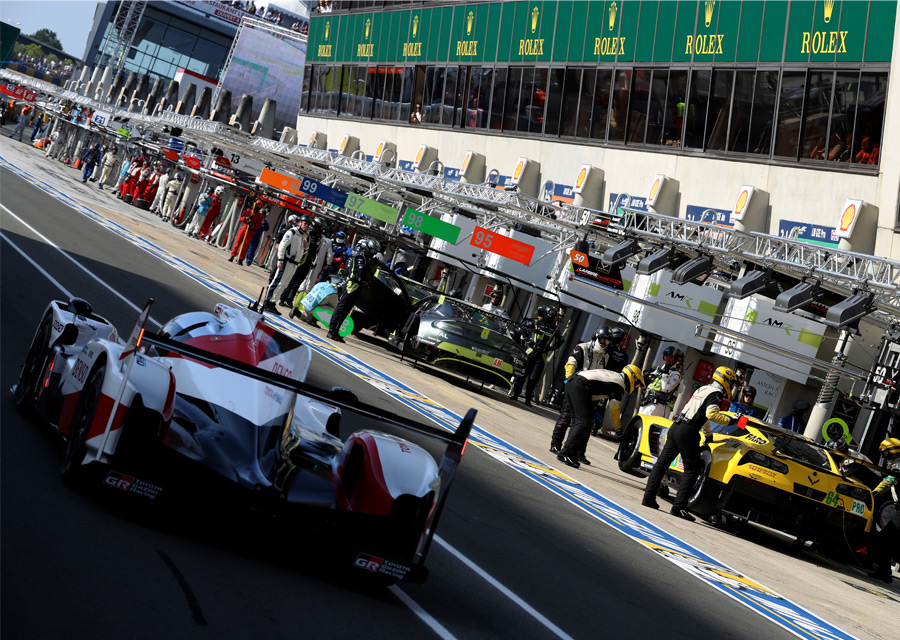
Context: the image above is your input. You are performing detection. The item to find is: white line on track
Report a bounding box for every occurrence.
[0,203,162,328]
[1,231,75,299]
[0,194,575,640]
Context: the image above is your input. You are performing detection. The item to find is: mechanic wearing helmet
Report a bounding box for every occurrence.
[327,238,380,342]
[97,145,118,190]
[557,364,646,469]
[729,384,761,418]
[330,231,349,276]
[228,198,268,265]
[643,366,739,520]
[197,185,226,241]
[550,326,612,458]
[481,285,509,318]
[510,306,563,406]
[277,215,317,307]
[296,216,333,294]
[80,142,103,184]
[868,438,900,583]
[261,215,303,314]
[778,399,812,433]
[639,345,685,418]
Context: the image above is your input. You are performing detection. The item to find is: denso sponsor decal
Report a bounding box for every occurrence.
[4,156,854,640]
[104,471,162,499]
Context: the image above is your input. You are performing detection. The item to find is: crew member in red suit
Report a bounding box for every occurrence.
[119,157,144,199]
[228,198,266,264]
[131,162,153,203]
[198,185,225,240]
[140,163,164,205]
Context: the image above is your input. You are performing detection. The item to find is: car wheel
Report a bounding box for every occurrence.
[61,363,106,486]
[14,313,53,414]
[616,417,644,477]
[686,449,717,516]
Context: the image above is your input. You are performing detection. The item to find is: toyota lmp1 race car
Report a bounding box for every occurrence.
[616,412,875,552]
[12,297,474,584]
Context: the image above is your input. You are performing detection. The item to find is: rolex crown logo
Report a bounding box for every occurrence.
[824,0,834,23]
[467,11,474,36]
[609,1,618,31]
[324,21,330,41]
[705,0,716,27]
[365,18,371,39]
[531,6,539,33]
[412,15,418,37]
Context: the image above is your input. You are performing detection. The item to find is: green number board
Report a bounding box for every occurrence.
[344,193,400,224]
[403,208,461,243]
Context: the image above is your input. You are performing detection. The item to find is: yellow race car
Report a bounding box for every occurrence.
[616,412,875,552]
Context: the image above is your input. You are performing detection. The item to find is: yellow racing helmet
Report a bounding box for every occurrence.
[712,366,739,398]
[622,364,645,394]
[879,437,900,459]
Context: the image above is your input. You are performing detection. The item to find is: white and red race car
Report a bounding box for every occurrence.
[13,297,474,583]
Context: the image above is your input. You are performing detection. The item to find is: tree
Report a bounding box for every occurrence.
[27,28,63,50]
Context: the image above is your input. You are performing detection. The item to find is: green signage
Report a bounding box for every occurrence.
[308,0,895,65]
[403,208,462,244]
[345,193,400,224]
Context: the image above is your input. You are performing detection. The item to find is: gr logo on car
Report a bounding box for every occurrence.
[354,554,383,572]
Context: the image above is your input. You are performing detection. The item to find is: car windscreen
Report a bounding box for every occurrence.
[769,433,831,469]
[428,299,519,335]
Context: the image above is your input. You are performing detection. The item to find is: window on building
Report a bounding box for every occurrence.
[503,67,522,132]
[685,69,711,149]
[801,71,834,160]
[452,66,469,127]
[488,67,507,130]
[590,69,613,141]
[423,66,444,124]
[749,70,778,155]
[662,70,687,147]
[826,71,860,162]
[544,68,566,137]
[727,70,754,152]
[773,70,806,159]
[388,66,405,121]
[300,64,312,113]
[556,68,580,138]
[517,67,534,133]
[851,72,887,166]
[530,67,548,135]
[464,66,489,129]
[399,66,413,123]
[608,69,632,142]
[442,66,458,126]
[706,70,733,150]
[626,69,651,143]
[646,69,669,146]
[578,69,595,139]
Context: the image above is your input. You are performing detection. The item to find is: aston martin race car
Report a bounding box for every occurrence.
[616,412,875,551]
[12,297,474,583]
[390,294,527,391]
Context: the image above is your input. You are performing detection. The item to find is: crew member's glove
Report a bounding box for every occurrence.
[727,415,740,426]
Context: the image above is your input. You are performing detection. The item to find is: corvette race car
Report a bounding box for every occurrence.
[12,297,474,583]
[616,412,875,551]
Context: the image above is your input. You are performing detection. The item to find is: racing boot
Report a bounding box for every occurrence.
[262,300,281,316]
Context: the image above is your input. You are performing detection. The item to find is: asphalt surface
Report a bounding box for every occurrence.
[1,129,896,639]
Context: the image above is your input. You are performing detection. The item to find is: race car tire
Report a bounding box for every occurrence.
[687,448,717,516]
[711,510,744,532]
[14,313,52,415]
[616,417,644,477]
[61,363,106,486]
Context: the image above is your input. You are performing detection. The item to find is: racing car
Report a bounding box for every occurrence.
[616,412,875,552]
[12,297,474,583]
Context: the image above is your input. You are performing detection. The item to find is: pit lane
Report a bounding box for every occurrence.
[2,134,896,640]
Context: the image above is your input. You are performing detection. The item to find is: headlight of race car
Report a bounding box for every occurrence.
[741,451,790,474]
[836,483,872,508]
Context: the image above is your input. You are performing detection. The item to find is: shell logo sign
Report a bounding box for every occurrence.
[573,165,591,194]
[308,132,318,147]
[731,185,754,221]
[462,151,473,174]
[375,141,385,159]
[835,198,864,239]
[339,134,349,154]
[415,145,425,167]
[646,174,667,206]
[512,158,526,183]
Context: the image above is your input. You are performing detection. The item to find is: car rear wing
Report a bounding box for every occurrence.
[139,331,475,564]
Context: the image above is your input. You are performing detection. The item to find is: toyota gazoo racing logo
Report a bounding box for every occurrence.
[104,471,162,499]
[354,553,411,579]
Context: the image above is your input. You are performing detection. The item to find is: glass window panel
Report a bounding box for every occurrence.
[662,70,688,147]
[489,67,507,131]
[399,67,413,123]
[453,66,468,128]
[578,69,596,139]
[530,68,548,135]
[801,71,834,160]
[684,69,711,149]
[390,67,405,121]
[626,69,651,143]
[748,71,778,155]
[339,64,353,116]
[503,67,522,132]
[426,66,445,124]
[825,71,859,162]
[518,68,535,133]
[849,72,887,166]
[545,68,567,137]
[590,69,612,140]
[557,68,580,138]
[327,66,342,115]
[727,70,755,152]
[646,70,668,146]
[705,70,734,151]
[773,70,807,159]
[442,66,458,125]
[608,69,632,142]
[464,67,487,129]
[300,64,312,113]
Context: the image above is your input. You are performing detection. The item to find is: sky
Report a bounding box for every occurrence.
[1,0,106,59]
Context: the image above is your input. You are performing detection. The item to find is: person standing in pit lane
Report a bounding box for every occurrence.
[868,438,900,583]
[778,399,812,433]
[639,345,685,418]
[557,365,645,470]
[261,215,303,315]
[550,326,613,462]
[642,366,739,521]
[277,215,314,306]
[480,286,509,319]
[510,306,563,406]
[80,142,102,183]
[97,145,118,190]
[729,385,762,418]
[326,238,380,343]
